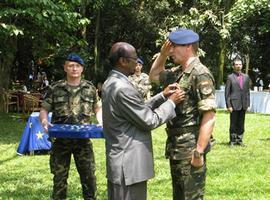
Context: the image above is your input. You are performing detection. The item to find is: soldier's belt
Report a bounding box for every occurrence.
[166,125,199,136]
[48,124,103,138]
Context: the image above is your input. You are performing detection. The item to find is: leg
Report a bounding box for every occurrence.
[237,109,246,144]
[107,178,147,200]
[229,111,238,145]
[126,181,147,200]
[73,139,96,200]
[50,139,72,200]
[170,159,206,200]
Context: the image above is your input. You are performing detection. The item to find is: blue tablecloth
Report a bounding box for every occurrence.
[17,112,104,155]
[17,112,52,155]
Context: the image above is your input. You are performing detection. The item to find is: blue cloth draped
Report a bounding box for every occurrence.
[17,112,52,155]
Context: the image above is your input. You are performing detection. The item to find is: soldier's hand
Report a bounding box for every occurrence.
[168,89,185,105]
[160,40,172,57]
[163,83,180,97]
[191,152,204,167]
[41,119,53,133]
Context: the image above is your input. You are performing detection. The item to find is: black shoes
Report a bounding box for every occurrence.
[229,141,246,147]
[237,142,246,147]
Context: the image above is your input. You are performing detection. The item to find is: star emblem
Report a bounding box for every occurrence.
[36,131,44,139]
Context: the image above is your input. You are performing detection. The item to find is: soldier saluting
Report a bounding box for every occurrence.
[149,28,216,200]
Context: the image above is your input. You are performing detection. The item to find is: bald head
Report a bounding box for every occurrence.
[109,42,136,67]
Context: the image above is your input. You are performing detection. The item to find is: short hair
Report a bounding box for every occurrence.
[109,44,131,67]
[191,42,199,55]
[233,58,243,65]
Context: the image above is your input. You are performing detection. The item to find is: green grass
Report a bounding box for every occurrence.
[0,111,269,199]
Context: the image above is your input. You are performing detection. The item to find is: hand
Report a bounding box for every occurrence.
[160,40,172,57]
[168,89,185,105]
[41,119,53,133]
[163,83,180,97]
[227,107,233,113]
[191,150,204,167]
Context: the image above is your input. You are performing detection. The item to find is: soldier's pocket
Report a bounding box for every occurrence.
[54,95,69,115]
[81,96,94,114]
[174,133,196,158]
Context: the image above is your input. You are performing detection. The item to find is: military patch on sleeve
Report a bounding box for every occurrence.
[201,86,213,95]
[200,80,210,86]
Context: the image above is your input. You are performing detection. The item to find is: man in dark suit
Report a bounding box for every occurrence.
[102,42,185,200]
[225,58,250,146]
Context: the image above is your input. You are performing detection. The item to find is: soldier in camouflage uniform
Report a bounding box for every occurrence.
[40,53,101,200]
[149,29,216,200]
[129,58,152,100]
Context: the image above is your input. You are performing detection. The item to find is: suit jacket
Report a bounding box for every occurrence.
[102,70,176,185]
[225,72,250,110]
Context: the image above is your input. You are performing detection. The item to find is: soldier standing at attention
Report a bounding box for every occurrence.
[129,58,152,100]
[39,53,101,200]
[149,28,216,200]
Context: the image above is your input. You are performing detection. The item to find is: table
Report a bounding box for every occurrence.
[17,112,104,155]
[215,90,270,114]
[17,112,52,155]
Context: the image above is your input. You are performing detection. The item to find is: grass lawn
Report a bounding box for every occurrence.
[0,110,269,199]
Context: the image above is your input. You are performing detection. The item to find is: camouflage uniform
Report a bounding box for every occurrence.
[160,58,216,200]
[129,73,152,99]
[42,79,99,200]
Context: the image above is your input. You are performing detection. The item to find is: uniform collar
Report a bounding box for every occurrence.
[183,57,200,73]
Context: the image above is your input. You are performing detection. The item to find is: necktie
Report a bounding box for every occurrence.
[237,73,243,89]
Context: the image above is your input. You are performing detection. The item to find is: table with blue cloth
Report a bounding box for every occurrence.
[215,90,270,114]
[17,112,52,155]
[17,112,104,155]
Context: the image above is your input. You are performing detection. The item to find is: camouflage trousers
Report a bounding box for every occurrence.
[165,127,207,200]
[50,138,97,200]
[169,158,206,200]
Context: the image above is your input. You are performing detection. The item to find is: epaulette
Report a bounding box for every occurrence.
[81,79,95,88]
[193,63,209,75]
[50,79,66,89]
[193,64,215,82]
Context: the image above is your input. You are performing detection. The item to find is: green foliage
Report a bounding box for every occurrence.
[1,0,270,87]
[0,111,270,199]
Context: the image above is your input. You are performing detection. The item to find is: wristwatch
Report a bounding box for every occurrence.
[193,149,204,159]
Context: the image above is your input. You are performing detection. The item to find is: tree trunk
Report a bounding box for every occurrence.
[244,54,250,74]
[217,39,226,89]
[94,9,101,75]
[0,38,17,112]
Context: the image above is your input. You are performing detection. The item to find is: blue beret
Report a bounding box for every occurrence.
[168,28,199,45]
[137,58,144,65]
[67,53,85,66]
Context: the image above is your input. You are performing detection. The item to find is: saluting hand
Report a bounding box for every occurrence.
[160,40,172,57]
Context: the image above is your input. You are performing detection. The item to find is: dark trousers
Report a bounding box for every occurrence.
[229,109,246,144]
[50,138,96,200]
[107,178,147,200]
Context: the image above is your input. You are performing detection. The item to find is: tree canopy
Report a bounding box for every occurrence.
[1,0,270,96]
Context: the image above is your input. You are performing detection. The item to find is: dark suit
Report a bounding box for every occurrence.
[102,70,176,200]
[225,71,250,144]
